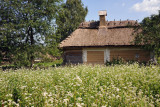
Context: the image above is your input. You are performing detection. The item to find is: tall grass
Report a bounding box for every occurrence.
[0,64,160,106]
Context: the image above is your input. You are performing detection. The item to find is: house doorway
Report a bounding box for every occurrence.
[87,51,104,64]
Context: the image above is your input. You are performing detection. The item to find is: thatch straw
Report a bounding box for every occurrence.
[60,20,138,48]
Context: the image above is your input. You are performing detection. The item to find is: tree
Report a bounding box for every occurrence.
[45,33,62,57]
[134,10,160,62]
[0,0,62,67]
[56,0,88,42]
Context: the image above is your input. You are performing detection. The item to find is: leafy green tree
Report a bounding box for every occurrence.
[0,0,62,67]
[56,0,88,42]
[45,33,62,58]
[134,10,160,62]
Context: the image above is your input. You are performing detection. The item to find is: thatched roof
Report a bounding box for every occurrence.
[60,20,138,48]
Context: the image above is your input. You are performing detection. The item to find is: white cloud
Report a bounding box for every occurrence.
[132,0,160,14]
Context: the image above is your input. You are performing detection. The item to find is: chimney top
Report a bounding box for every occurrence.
[98,10,107,16]
[98,10,107,29]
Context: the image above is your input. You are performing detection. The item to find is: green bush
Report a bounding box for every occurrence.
[106,57,149,66]
[158,57,160,64]
[0,60,1,65]
[41,57,54,63]
[106,57,125,66]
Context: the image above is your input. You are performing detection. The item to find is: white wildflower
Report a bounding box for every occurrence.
[2,101,7,104]
[20,86,27,89]
[116,88,120,92]
[112,94,115,97]
[77,97,82,101]
[16,103,20,107]
[48,97,53,104]
[8,99,12,102]
[48,93,52,97]
[123,87,127,89]
[116,95,120,99]
[6,94,12,97]
[12,101,17,105]
[63,99,69,105]
[75,75,82,83]
[92,103,97,107]
[81,103,84,106]
[100,86,104,92]
[67,91,73,97]
[76,103,82,107]
[25,97,28,100]
[43,91,48,97]
[90,96,94,99]
[17,99,20,102]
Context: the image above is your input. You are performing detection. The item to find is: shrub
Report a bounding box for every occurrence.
[106,57,125,66]
[106,57,150,66]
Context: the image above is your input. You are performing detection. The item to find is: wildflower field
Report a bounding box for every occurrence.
[0,64,160,107]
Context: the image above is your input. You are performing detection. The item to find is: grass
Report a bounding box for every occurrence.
[0,59,63,70]
[0,64,160,106]
[34,59,63,67]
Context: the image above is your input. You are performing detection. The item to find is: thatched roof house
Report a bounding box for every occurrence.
[60,11,152,64]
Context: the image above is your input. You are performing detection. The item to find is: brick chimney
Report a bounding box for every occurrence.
[98,10,107,28]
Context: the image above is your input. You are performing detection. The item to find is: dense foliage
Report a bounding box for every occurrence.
[56,0,88,42]
[134,10,160,62]
[0,64,160,106]
[0,0,88,67]
[0,0,62,67]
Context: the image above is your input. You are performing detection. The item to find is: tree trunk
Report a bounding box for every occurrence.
[153,50,157,64]
[28,26,34,68]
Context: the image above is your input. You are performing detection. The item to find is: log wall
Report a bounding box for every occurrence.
[64,50,82,64]
[110,50,150,62]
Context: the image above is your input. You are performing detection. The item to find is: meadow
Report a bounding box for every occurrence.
[0,64,160,107]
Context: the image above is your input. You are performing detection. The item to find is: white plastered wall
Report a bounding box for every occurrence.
[82,49,87,63]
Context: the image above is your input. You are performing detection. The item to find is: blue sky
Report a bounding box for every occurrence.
[81,0,160,22]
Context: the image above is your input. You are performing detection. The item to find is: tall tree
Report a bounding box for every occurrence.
[134,10,160,62]
[56,0,88,42]
[0,0,62,67]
